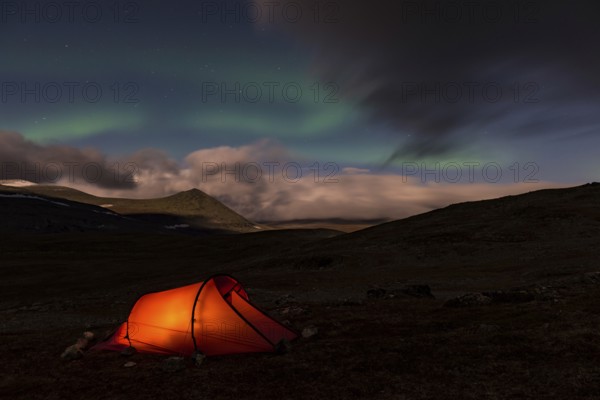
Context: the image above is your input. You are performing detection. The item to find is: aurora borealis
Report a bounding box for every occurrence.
[1,0,599,220]
[1,1,361,158]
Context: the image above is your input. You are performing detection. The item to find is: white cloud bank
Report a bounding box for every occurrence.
[1,131,566,221]
[68,140,563,222]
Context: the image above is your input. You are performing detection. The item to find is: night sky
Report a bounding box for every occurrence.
[1,0,598,221]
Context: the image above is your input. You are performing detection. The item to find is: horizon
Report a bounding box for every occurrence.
[0,177,586,225]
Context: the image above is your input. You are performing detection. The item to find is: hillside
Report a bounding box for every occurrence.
[0,184,258,233]
[0,190,165,234]
[1,183,600,399]
[247,183,600,295]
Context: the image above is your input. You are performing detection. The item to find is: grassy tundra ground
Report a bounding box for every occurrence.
[1,184,600,399]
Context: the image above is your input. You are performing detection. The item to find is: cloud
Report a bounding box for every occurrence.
[341,167,370,175]
[61,138,562,222]
[0,131,136,189]
[252,0,600,159]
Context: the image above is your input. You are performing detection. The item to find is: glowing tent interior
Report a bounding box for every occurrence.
[93,274,298,356]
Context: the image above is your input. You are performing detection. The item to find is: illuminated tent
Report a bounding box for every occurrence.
[94,274,298,356]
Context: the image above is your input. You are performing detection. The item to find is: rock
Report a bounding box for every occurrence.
[61,344,83,360]
[581,272,600,284]
[76,338,89,350]
[61,331,98,360]
[279,306,306,316]
[367,288,386,299]
[192,352,206,367]
[302,325,319,338]
[162,356,186,372]
[399,285,435,299]
[481,285,561,303]
[121,346,137,357]
[341,298,363,305]
[294,255,341,270]
[275,338,292,354]
[123,361,137,368]
[444,293,492,308]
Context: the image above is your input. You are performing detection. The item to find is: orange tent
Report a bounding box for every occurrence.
[94,274,298,356]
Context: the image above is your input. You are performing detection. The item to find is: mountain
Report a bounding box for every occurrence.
[0,190,162,233]
[258,183,600,293]
[337,182,600,245]
[0,184,258,234]
[103,188,258,232]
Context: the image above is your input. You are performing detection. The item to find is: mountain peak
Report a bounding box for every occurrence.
[184,188,205,195]
[170,188,210,201]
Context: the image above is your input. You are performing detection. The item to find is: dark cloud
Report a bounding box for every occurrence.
[0,131,137,189]
[255,0,600,158]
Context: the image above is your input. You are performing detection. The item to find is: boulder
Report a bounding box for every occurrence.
[61,344,83,360]
[444,293,492,307]
[367,288,386,299]
[302,325,319,338]
[192,352,206,367]
[581,272,600,284]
